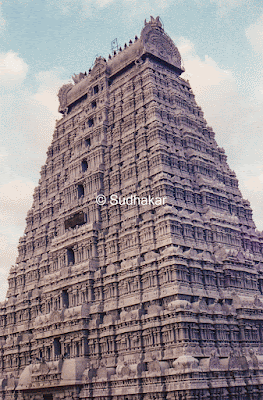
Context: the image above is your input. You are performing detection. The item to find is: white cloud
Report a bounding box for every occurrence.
[246,14,263,55]
[0,51,28,86]
[178,37,239,126]
[0,179,35,219]
[0,179,35,240]
[0,59,67,154]
[33,70,66,117]
[23,69,68,152]
[245,175,263,193]
[0,146,8,170]
[179,39,233,89]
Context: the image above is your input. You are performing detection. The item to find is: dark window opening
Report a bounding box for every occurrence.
[91,100,97,109]
[76,342,80,357]
[85,137,91,146]
[82,159,88,172]
[54,338,61,356]
[62,290,69,308]
[68,93,87,114]
[88,118,94,127]
[94,85,99,94]
[64,211,86,230]
[77,184,84,198]
[67,248,75,265]
[44,395,53,400]
[65,344,70,359]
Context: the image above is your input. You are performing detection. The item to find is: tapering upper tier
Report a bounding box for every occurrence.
[141,16,183,71]
[58,16,184,114]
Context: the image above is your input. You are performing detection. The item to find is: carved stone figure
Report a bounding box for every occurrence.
[72,72,86,84]
[249,348,259,369]
[209,350,222,371]
[57,83,73,113]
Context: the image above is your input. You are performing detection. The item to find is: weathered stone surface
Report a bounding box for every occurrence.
[1,15,263,400]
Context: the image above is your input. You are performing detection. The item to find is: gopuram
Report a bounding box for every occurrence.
[1,15,263,400]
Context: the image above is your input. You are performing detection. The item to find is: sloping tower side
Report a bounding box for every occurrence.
[1,16,263,400]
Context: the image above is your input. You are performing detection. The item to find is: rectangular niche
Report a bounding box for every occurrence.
[43,395,53,400]
[68,93,87,113]
[64,211,86,230]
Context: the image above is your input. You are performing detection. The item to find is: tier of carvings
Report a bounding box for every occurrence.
[1,16,263,400]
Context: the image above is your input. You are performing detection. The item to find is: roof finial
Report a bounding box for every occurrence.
[145,16,163,29]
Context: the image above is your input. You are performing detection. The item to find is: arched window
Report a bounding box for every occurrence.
[77,184,84,198]
[76,342,80,357]
[65,344,70,358]
[54,338,61,357]
[82,159,88,172]
[62,289,69,308]
[67,248,75,265]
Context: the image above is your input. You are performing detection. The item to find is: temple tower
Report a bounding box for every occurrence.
[1,16,263,400]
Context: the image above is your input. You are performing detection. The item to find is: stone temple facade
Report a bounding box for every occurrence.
[2,15,263,400]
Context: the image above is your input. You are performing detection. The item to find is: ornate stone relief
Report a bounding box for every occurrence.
[141,16,182,70]
[58,83,73,114]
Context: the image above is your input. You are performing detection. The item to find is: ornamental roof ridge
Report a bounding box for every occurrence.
[57,17,184,114]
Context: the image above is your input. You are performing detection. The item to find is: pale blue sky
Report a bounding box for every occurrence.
[1,0,263,299]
